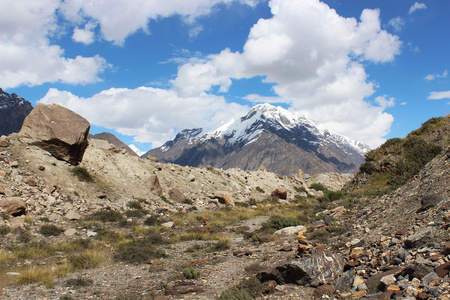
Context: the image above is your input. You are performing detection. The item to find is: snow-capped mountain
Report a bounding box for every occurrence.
[0,88,33,136]
[144,104,369,175]
[129,144,146,157]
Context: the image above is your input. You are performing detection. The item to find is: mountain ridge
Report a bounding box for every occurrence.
[145,104,369,176]
[0,88,33,136]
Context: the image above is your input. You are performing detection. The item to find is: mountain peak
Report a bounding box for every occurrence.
[145,103,369,175]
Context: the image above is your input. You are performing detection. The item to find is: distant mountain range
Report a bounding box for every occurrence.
[0,88,33,136]
[144,103,369,176]
[89,132,138,157]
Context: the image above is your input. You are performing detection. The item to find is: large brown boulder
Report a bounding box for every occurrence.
[0,197,27,216]
[146,174,163,197]
[258,249,345,287]
[214,191,235,206]
[169,188,187,203]
[18,103,90,165]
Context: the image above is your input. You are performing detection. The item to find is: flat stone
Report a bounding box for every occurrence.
[435,262,450,278]
[274,225,307,236]
[65,210,81,220]
[64,228,77,236]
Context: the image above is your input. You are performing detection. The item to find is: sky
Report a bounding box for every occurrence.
[1,0,449,152]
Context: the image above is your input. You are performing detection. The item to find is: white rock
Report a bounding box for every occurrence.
[273,225,307,236]
[380,274,396,286]
[64,228,77,236]
[161,221,174,228]
[87,230,97,237]
[65,211,81,220]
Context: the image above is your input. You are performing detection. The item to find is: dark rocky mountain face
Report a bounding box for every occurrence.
[145,104,368,176]
[89,132,138,157]
[0,88,33,136]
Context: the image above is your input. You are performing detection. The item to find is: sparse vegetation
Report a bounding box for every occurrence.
[39,224,64,236]
[262,215,303,231]
[255,186,265,193]
[70,166,94,182]
[113,238,167,264]
[182,266,201,279]
[87,209,126,223]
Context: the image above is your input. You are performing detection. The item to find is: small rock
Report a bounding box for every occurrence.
[161,221,174,228]
[380,274,396,286]
[65,211,81,220]
[87,230,97,237]
[64,228,77,236]
[259,235,280,243]
[421,272,440,286]
[37,164,45,171]
[214,191,235,206]
[271,187,289,200]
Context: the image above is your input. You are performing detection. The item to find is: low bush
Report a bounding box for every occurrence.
[255,186,265,193]
[309,183,327,192]
[114,238,167,264]
[39,224,64,237]
[182,266,201,279]
[70,167,93,182]
[143,215,162,226]
[69,250,105,269]
[217,287,254,300]
[262,216,303,231]
[87,210,126,223]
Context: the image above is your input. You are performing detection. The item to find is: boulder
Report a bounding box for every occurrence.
[294,169,306,183]
[169,188,187,203]
[214,191,235,206]
[18,103,90,165]
[271,187,289,200]
[146,155,158,162]
[258,249,345,287]
[274,225,307,236]
[417,195,445,213]
[0,197,26,216]
[146,174,163,196]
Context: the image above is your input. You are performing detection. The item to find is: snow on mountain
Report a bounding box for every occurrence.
[129,144,146,157]
[177,103,369,155]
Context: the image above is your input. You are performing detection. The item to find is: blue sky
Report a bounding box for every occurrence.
[1,0,449,152]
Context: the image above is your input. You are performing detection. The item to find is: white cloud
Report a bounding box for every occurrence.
[408,2,427,14]
[425,69,448,81]
[375,95,396,109]
[171,0,401,147]
[72,22,97,45]
[39,87,249,147]
[428,91,450,100]
[60,0,260,45]
[0,0,108,89]
[388,17,405,32]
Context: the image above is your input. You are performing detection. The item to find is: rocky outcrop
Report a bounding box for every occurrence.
[0,197,27,216]
[18,103,90,165]
[0,89,33,136]
[213,191,235,206]
[258,250,345,287]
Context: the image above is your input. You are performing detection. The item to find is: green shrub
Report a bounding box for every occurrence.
[255,186,265,193]
[182,266,201,279]
[207,240,230,252]
[70,167,93,182]
[309,183,327,192]
[114,238,167,264]
[87,210,125,223]
[65,277,94,287]
[125,209,146,218]
[217,287,254,300]
[39,224,64,236]
[359,162,376,175]
[262,216,303,231]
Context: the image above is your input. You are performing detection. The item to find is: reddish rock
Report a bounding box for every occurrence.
[24,178,38,186]
[18,103,90,165]
[259,234,280,243]
[271,187,289,200]
[165,281,204,295]
[260,280,277,295]
[435,262,450,278]
[315,284,336,295]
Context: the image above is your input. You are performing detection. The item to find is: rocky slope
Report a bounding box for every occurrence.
[145,104,368,176]
[0,89,33,136]
[0,106,449,300]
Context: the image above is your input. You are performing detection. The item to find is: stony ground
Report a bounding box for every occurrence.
[1,135,450,300]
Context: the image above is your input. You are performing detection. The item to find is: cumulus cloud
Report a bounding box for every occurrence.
[171,0,401,147]
[0,0,108,89]
[425,70,448,81]
[39,87,249,147]
[428,91,450,100]
[408,2,427,14]
[60,0,260,45]
[72,22,97,45]
[375,95,396,109]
